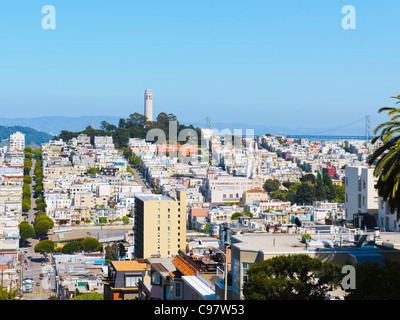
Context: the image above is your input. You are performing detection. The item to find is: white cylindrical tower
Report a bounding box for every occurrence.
[144,89,153,122]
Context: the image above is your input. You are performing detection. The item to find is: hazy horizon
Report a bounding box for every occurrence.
[1,1,398,133]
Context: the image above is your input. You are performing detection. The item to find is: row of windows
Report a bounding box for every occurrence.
[223,193,240,199]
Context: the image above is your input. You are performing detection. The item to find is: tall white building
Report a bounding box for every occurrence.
[9,131,25,151]
[144,89,153,122]
[344,165,379,222]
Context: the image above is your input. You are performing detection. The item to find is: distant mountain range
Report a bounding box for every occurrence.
[0,116,367,141]
[0,125,53,148]
[0,116,121,136]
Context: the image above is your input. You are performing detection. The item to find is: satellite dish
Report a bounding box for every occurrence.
[294,217,302,228]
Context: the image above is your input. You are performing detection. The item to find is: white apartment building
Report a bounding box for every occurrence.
[344,165,378,222]
[378,197,400,231]
[9,132,25,152]
[204,172,256,204]
[94,136,114,149]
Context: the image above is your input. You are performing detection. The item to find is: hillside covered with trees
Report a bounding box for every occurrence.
[54,112,201,149]
[0,125,53,147]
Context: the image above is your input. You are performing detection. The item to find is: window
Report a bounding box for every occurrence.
[242,263,253,284]
[152,272,161,285]
[125,275,142,288]
[174,282,182,298]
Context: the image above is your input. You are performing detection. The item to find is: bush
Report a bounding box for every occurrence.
[301,233,311,243]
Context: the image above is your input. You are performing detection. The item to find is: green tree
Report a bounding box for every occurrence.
[326,184,336,202]
[80,237,101,252]
[243,254,343,300]
[269,190,287,201]
[231,212,243,220]
[34,219,53,237]
[62,241,81,254]
[122,216,130,224]
[130,156,141,167]
[34,185,43,196]
[282,181,294,189]
[87,167,101,175]
[99,217,107,224]
[243,211,253,217]
[70,292,104,300]
[22,199,31,212]
[0,286,18,300]
[322,172,333,186]
[345,259,400,300]
[118,243,126,259]
[334,185,345,203]
[24,158,32,170]
[35,195,44,205]
[25,152,33,159]
[36,202,47,211]
[105,243,119,260]
[33,148,42,159]
[315,180,327,201]
[368,97,400,220]
[35,213,54,228]
[294,182,316,205]
[23,175,32,184]
[19,221,36,244]
[34,240,55,254]
[301,173,316,184]
[263,179,280,193]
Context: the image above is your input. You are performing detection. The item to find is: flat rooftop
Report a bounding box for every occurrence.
[231,233,310,254]
[135,194,173,202]
[231,231,400,255]
[372,232,400,249]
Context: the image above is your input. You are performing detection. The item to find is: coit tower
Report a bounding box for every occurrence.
[144,89,153,122]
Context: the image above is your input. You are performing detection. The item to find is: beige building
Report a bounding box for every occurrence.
[43,165,86,179]
[73,192,94,208]
[241,189,269,206]
[134,191,186,259]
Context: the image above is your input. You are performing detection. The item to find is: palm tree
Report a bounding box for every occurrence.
[368,95,400,220]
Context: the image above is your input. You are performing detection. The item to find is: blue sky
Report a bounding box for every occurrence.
[0,0,399,133]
